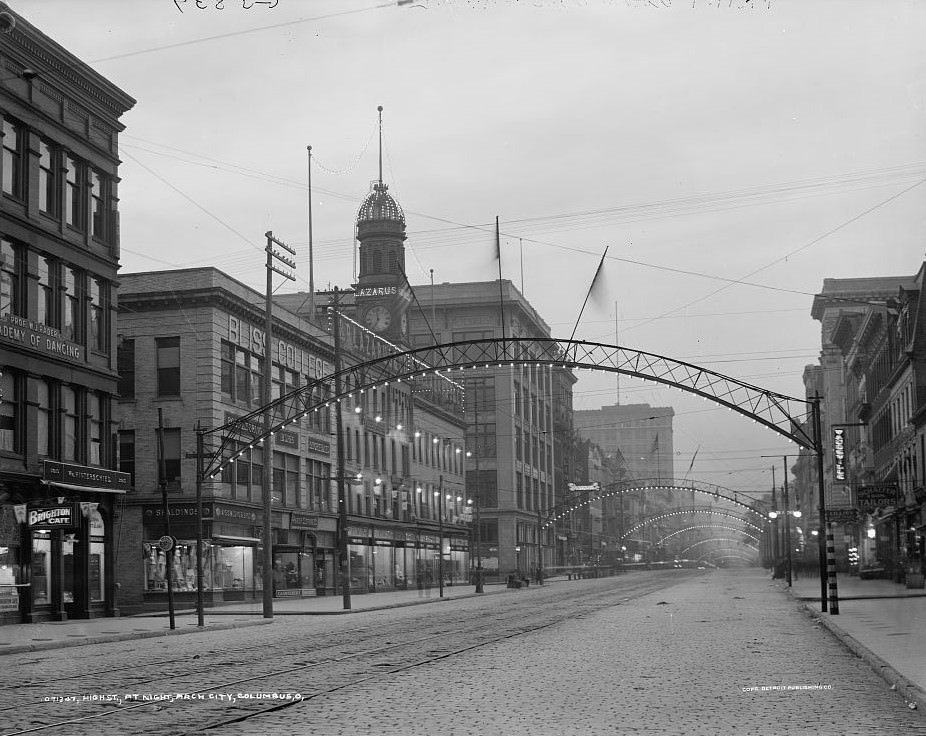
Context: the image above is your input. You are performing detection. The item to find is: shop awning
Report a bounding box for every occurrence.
[212,535,262,545]
[41,480,127,494]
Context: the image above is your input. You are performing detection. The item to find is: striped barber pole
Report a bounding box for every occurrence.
[826,524,839,615]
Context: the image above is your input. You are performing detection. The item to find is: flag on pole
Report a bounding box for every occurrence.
[588,249,610,308]
[684,445,700,481]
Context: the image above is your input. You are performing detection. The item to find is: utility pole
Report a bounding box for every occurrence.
[157,408,175,630]
[332,289,351,610]
[473,393,484,593]
[262,231,296,619]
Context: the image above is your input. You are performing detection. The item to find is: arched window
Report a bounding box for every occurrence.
[371,251,382,273]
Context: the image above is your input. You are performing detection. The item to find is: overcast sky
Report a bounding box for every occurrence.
[17,0,926,498]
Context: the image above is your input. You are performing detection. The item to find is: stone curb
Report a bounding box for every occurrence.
[0,618,275,656]
[781,587,926,712]
[0,588,508,655]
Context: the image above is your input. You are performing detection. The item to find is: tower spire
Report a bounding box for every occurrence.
[377,105,383,186]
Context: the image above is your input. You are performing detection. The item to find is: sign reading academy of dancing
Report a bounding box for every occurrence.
[832,427,847,483]
[856,485,899,508]
[0,313,82,362]
[43,460,132,492]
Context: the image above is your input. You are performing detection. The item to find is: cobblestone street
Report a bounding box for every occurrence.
[5,569,926,736]
[213,569,926,736]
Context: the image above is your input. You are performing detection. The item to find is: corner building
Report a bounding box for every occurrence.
[114,269,338,610]
[0,6,135,624]
[276,175,471,592]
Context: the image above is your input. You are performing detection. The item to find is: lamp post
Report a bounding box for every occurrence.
[515,545,521,577]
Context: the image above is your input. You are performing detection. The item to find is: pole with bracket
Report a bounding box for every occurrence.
[332,289,351,610]
[263,231,296,619]
[157,407,175,630]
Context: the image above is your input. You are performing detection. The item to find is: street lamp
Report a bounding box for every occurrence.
[515,545,521,577]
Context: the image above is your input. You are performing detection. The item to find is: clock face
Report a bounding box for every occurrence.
[364,305,392,332]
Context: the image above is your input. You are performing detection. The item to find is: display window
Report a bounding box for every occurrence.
[31,532,50,606]
[89,510,105,602]
[144,540,258,592]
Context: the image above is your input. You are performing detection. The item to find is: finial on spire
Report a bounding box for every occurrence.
[377,105,384,186]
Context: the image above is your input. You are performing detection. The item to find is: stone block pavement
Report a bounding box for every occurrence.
[2,569,925,716]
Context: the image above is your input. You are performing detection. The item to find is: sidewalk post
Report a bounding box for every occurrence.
[812,396,832,613]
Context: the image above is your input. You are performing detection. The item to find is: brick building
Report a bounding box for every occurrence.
[0,5,135,624]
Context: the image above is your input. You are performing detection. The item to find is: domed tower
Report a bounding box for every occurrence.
[355,106,410,340]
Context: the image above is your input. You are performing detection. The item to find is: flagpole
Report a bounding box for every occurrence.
[569,246,609,344]
[614,299,620,405]
[307,145,316,323]
[496,216,507,344]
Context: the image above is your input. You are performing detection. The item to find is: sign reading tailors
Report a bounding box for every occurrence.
[832,427,847,483]
[43,460,132,492]
[857,485,898,508]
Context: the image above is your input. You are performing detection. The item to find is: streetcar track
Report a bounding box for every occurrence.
[1,573,700,736]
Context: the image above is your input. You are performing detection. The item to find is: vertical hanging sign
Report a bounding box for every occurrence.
[832,427,847,484]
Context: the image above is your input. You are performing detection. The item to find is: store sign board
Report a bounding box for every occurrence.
[857,485,898,508]
[567,482,600,493]
[43,460,131,492]
[1,314,82,363]
[290,514,318,530]
[826,508,859,524]
[306,439,331,456]
[224,413,298,450]
[28,504,77,529]
[832,427,847,483]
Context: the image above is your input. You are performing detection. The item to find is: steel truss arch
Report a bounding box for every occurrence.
[657,525,760,546]
[680,538,760,555]
[622,508,764,541]
[603,478,766,518]
[197,337,816,479]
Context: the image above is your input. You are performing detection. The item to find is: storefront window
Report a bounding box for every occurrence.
[62,537,74,604]
[213,544,255,591]
[273,551,313,594]
[31,533,51,606]
[348,543,372,594]
[0,506,20,613]
[371,545,396,591]
[89,511,105,602]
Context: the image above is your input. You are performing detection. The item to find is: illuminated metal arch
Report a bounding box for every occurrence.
[680,538,760,556]
[658,526,760,546]
[197,337,816,479]
[622,508,764,541]
[702,553,759,566]
[598,479,766,520]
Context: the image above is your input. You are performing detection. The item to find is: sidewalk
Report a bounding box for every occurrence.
[778,572,926,711]
[0,581,510,656]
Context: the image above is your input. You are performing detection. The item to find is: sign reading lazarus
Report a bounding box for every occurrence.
[832,427,846,483]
